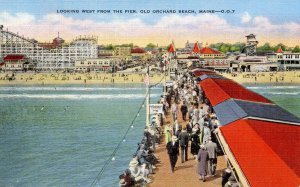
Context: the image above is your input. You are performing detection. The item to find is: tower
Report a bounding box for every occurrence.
[167,41,176,58]
[192,41,201,53]
[245,34,258,56]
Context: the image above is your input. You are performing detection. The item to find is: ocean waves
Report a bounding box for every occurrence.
[247,85,300,90]
[261,92,300,96]
[0,93,160,100]
[0,86,160,91]
[247,85,300,96]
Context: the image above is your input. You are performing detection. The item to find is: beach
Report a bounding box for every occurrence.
[1,71,300,85]
[0,72,168,85]
[221,71,300,84]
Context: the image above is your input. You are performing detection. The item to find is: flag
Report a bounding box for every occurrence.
[144,66,150,85]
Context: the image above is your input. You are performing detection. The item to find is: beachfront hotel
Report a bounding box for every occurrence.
[168,41,230,72]
[276,46,300,70]
[74,57,120,72]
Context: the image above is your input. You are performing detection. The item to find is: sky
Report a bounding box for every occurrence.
[0,0,300,47]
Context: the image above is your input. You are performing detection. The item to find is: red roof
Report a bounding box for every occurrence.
[192,42,201,53]
[220,119,300,186]
[3,55,25,61]
[200,78,272,106]
[191,69,217,77]
[131,48,146,53]
[276,46,283,53]
[167,43,176,53]
[200,47,221,54]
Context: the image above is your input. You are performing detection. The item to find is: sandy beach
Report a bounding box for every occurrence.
[0,72,169,85]
[0,71,300,85]
[221,71,300,85]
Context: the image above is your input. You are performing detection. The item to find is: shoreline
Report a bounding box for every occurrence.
[0,72,169,85]
[0,71,299,86]
[222,71,300,84]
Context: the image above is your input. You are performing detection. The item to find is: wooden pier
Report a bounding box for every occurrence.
[150,102,227,187]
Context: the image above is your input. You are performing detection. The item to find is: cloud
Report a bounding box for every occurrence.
[0,12,35,26]
[241,12,251,23]
[0,11,300,46]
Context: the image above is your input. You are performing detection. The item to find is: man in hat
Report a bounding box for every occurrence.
[171,102,178,122]
[178,127,189,163]
[202,122,211,145]
[128,159,143,183]
[180,101,188,121]
[205,137,218,176]
[128,158,151,184]
[166,136,179,173]
[173,120,182,137]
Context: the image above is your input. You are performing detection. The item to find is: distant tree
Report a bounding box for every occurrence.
[209,43,223,50]
[234,42,246,52]
[146,43,156,49]
[257,42,272,52]
[292,45,300,52]
[104,44,115,50]
[273,43,287,51]
[120,43,134,48]
[219,43,231,53]
[230,45,241,52]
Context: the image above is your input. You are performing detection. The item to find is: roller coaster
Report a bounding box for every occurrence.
[0,26,98,71]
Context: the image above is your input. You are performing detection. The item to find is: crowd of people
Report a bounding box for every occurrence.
[162,71,240,186]
[118,70,241,186]
[118,114,162,187]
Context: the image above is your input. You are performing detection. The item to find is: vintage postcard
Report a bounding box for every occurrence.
[0,0,299,187]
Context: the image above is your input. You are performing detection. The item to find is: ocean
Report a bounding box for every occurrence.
[246,85,300,117]
[0,84,299,187]
[0,84,162,187]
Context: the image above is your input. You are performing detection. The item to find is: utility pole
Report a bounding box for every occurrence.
[164,59,166,95]
[145,65,150,127]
